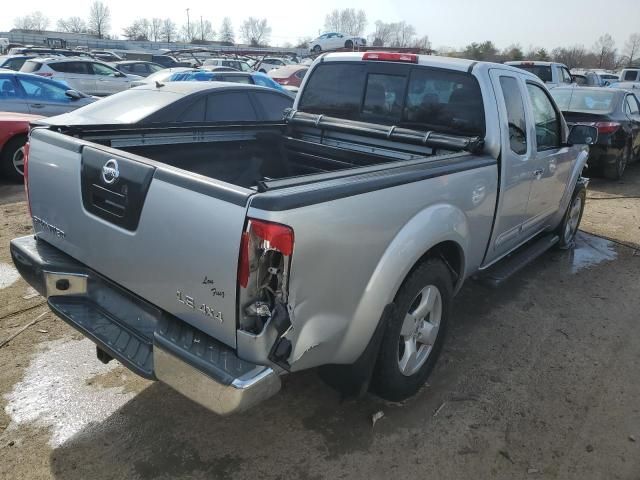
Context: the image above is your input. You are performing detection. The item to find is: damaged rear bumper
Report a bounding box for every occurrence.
[10,235,281,415]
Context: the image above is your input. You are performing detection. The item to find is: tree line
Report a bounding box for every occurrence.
[12,5,640,68]
[444,33,640,70]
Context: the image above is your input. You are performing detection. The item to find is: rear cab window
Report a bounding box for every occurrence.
[298,62,485,137]
[511,64,552,83]
[21,61,43,73]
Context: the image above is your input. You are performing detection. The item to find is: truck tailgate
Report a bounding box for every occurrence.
[27,128,251,348]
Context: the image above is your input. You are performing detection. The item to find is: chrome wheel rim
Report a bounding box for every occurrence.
[563,195,582,245]
[12,147,25,176]
[398,285,442,377]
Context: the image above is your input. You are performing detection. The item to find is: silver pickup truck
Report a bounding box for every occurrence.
[11,52,597,415]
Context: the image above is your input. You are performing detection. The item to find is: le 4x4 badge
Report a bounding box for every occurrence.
[177,290,223,323]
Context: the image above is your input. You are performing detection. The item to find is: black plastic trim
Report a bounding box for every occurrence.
[251,155,497,211]
[153,168,251,207]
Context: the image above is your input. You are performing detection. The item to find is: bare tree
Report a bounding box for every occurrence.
[623,33,640,67]
[551,45,587,69]
[240,17,271,46]
[411,35,431,51]
[392,22,416,47]
[502,44,524,61]
[14,11,49,32]
[88,1,111,38]
[195,19,215,42]
[369,21,395,47]
[219,17,235,44]
[324,9,367,36]
[295,37,312,49]
[593,34,617,69]
[161,18,177,43]
[57,16,87,33]
[150,18,162,42]
[123,19,150,41]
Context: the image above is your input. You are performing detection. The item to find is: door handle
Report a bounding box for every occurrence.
[533,168,544,178]
[30,103,44,109]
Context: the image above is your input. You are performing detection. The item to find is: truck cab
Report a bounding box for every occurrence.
[505,61,574,88]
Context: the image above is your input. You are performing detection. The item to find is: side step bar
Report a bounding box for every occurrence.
[480,234,559,287]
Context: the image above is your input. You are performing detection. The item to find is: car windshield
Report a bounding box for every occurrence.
[551,89,616,114]
[56,89,182,123]
[512,64,553,83]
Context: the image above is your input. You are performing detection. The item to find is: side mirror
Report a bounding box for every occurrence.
[65,89,82,100]
[567,124,598,145]
[114,71,126,78]
[603,80,610,86]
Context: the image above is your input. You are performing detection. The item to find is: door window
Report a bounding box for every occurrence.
[0,76,20,98]
[624,95,640,115]
[91,63,119,76]
[206,92,258,121]
[51,62,90,74]
[499,76,528,155]
[253,92,293,121]
[560,68,572,84]
[623,70,639,81]
[526,83,561,150]
[17,77,70,102]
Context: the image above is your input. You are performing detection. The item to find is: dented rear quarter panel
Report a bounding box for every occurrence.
[247,160,498,370]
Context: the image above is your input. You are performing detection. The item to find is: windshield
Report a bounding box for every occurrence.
[512,64,552,83]
[55,89,182,123]
[550,89,616,114]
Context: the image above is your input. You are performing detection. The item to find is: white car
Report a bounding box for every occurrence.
[308,32,366,53]
[20,57,142,96]
[252,57,293,73]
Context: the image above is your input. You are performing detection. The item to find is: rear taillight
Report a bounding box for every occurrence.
[238,219,294,332]
[362,52,418,63]
[35,72,53,78]
[23,142,31,216]
[594,121,621,135]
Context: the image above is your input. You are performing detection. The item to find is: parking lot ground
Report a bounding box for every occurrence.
[0,166,639,480]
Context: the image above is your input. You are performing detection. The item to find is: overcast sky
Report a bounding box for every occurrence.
[1,0,638,51]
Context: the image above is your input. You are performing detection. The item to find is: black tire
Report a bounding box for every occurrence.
[556,182,586,249]
[0,135,27,183]
[371,258,452,401]
[344,40,354,49]
[603,143,631,180]
[312,45,321,54]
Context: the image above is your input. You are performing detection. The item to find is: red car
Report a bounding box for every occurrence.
[268,65,309,87]
[0,112,42,182]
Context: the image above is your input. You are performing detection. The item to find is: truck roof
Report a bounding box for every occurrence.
[505,60,565,67]
[319,52,540,80]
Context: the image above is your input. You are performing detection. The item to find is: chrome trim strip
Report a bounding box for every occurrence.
[43,271,88,297]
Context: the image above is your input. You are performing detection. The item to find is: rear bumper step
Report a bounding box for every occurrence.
[10,235,281,415]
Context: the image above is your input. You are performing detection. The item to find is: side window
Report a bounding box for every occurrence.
[18,77,69,102]
[560,68,572,84]
[499,76,528,155]
[178,98,206,122]
[61,62,90,74]
[7,58,27,70]
[91,63,118,76]
[625,95,640,115]
[118,64,131,73]
[131,63,147,74]
[0,76,20,98]
[206,92,258,121]
[526,83,561,150]
[623,70,638,81]
[253,92,293,121]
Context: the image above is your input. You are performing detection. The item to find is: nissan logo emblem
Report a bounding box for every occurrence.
[101,159,120,185]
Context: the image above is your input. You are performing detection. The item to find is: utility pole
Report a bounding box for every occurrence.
[186,8,190,42]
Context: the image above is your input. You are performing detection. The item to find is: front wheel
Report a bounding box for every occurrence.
[371,258,452,401]
[556,183,586,249]
[312,45,321,54]
[344,40,354,49]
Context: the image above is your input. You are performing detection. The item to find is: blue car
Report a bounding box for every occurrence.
[0,69,95,116]
[167,70,292,96]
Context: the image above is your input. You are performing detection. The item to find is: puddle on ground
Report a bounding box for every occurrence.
[0,262,20,289]
[567,232,618,273]
[4,338,136,447]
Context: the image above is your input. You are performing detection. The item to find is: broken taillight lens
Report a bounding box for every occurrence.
[238,219,294,288]
[238,219,294,332]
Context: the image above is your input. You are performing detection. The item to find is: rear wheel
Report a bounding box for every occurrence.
[312,45,321,54]
[371,258,452,401]
[603,143,631,180]
[0,135,27,183]
[345,40,354,49]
